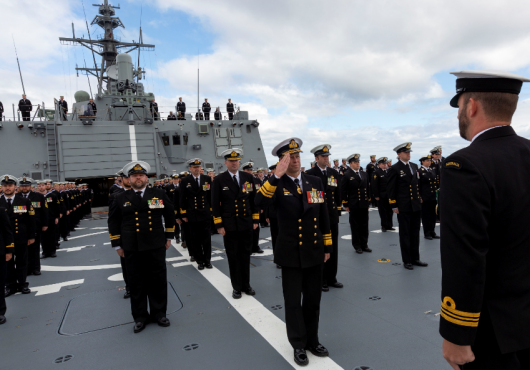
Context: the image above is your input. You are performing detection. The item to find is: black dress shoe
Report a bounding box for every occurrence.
[389,227,396,231]
[307,344,329,357]
[124,291,131,299]
[412,260,428,267]
[4,287,13,297]
[329,282,343,288]
[198,263,205,270]
[253,248,264,254]
[50,253,57,258]
[133,321,146,333]
[276,264,281,269]
[404,263,414,270]
[205,263,213,269]
[33,270,41,276]
[182,242,187,248]
[63,237,68,241]
[40,254,48,259]
[294,349,309,366]
[322,284,329,292]
[157,317,170,327]
[190,256,195,262]
[175,238,181,243]
[355,249,363,254]
[362,247,372,253]
[71,229,76,232]
[20,287,31,294]
[382,228,387,232]
[424,236,433,240]
[244,287,256,296]
[432,235,441,239]
[0,315,6,325]
[232,290,242,299]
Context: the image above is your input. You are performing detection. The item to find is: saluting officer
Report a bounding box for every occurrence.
[387,143,427,270]
[108,161,175,333]
[180,159,213,270]
[0,175,36,296]
[18,94,32,121]
[440,70,530,370]
[176,97,186,118]
[18,178,48,276]
[371,157,394,232]
[254,138,332,366]
[202,98,211,120]
[418,154,439,240]
[341,154,371,254]
[306,144,343,291]
[59,96,68,121]
[0,205,14,325]
[226,99,235,120]
[241,162,264,254]
[211,149,259,299]
[41,180,60,259]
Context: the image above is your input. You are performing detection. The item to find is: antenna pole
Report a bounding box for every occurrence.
[82,0,100,95]
[197,49,199,113]
[12,35,26,96]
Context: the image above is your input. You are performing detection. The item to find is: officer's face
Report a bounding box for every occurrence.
[257,171,263,179]
[208,173,214,179]
[130,174,148,189]
[225,160,240,173]
[398,152,411,162]
[458,95,472,140]
[371,157,376,163]
[316,154,329,168]
[422,159,432,167]
[46,183,52,190]
[287,153,301,173]
[2,184,15,195]
[243,169,252,174]
[20,185,31,193]
[190,165,201,177]
[122,177,131,188]
[350,161,360,170]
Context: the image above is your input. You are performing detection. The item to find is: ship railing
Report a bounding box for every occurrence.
[152,105,244,121]
[6,103,52,122]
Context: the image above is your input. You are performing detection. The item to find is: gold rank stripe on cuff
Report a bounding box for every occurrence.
[180,209,187,214]
[323,239,332,246]
[213,217,223,224]
[258,181,276,198]
[257,187,274,198]
[440,297,480,327]
[165,227,175,233]
[252,213,260,220]
[322,233,332,240]
[6,243,14,248]
[389,199,396,204]
[109,234,120,240]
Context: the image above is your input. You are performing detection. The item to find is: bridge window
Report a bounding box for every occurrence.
[173,134,181,145]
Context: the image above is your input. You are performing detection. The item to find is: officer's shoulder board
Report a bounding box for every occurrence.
[445,161,461,170]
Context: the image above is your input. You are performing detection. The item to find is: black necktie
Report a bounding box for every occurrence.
[7,198,12,208]
[136,191,142,199]
[294,178,301,193]
[233,175,238,186]
[322,170,326,177]
[196,177,199,187]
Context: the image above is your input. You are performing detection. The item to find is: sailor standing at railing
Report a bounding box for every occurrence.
[18,94,32,121]
[177,97,186,117]
[59,96,68,121]
[0,101,3,121]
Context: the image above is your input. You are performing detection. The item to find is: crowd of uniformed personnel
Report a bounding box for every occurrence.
[0,177,93,325]
[149,97,237,121]
[2,70,530,369]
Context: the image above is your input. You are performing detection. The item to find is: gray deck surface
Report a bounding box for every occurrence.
[0,210,449,370]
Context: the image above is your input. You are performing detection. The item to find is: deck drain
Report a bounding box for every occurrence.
[353,367,373,370]
[369,296,381,301]
[271,304,283,310]
[54,355,73,364]
[392,262,402,266]
[183,344,199,351]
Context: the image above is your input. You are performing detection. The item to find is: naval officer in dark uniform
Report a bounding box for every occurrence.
[177,97,186,118]
[108,161,175,333]
[387,143,427,270]
[41,180,60,260]
[241,162,264,255]
[372,157,394,232]
[18,95,32,121]
[418,154,438,240]
[0,175,35,296]
[211,149,259,299]
[440,70,530,370]
[255,138,332,367]
[59,96,68,121]
[202,98,211,120]
[180,158,213,270]
[341,154,371,254]
[0,206,13,325]
[226,99,235,120]
[305,144,343,292]
[366,155,377,207]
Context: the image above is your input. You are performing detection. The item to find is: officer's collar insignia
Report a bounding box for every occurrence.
[133,164,144,171]
[323,146,329,152]
[289,140,298,149]
[231,151,238,157]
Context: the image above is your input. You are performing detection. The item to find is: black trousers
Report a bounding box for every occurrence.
[27,227,42,273]
[223,229,252,292]
[323,223,339,285]
[188,220,212,264]
[377,196,393,230]
[349,207,369,249]
[228,112,234,120]
[370,182,377,207]
[252,224,261,253]
[204,113,210,120]
[270,217,279,254]
[421,200,437,237]
[397,210,421,264]
[461,309,530,370]
[124,247,167,323]
[282,264,323,349]
[42,221,57,256]
[60,214,69,239]
[120,256,129,292]
[6,242,29,290]
[21,111,30,121]
[0,257,6,316]
[174,222,180,239]
[260,212,268,228]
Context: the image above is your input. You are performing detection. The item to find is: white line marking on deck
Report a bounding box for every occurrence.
[23,279,85,296]
[129,125,138,161]
[66,231,107,240]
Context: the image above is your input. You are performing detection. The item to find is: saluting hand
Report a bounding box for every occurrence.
[275,154,291,178]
